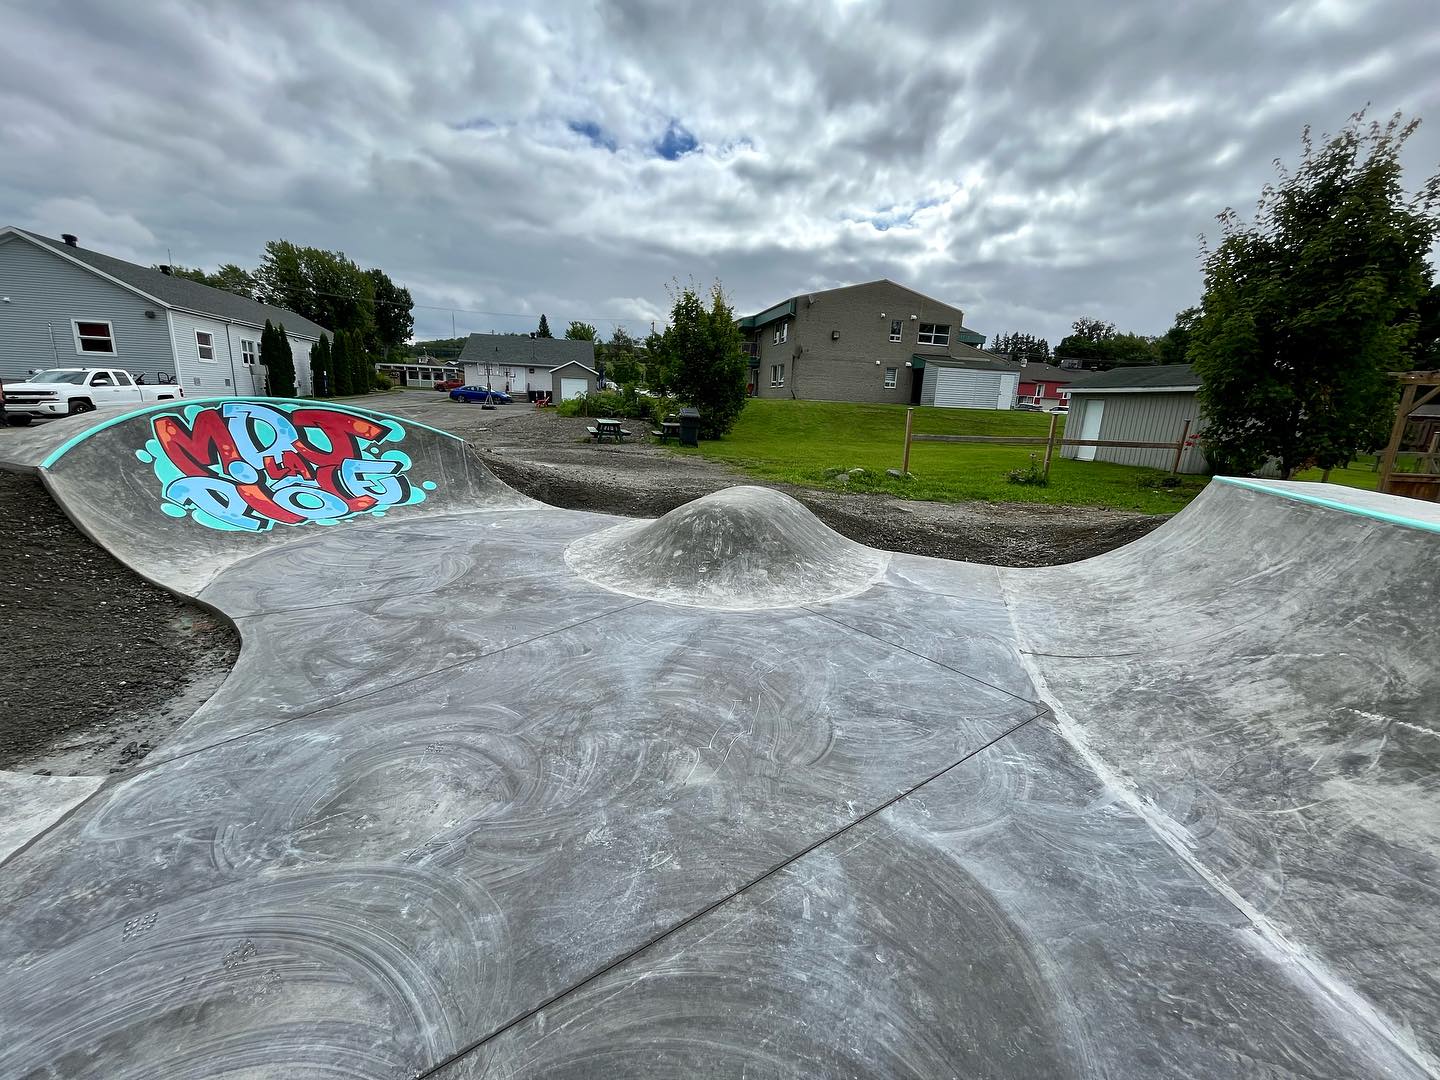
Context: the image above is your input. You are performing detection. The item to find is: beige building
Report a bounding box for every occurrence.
[738,279,987,405]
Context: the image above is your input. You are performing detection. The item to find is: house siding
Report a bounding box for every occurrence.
[0,234,176,382]
[1061,390,1208,473]
[752,281,966,405]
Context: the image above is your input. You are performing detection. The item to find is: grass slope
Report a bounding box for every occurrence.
[686,400,1208,513]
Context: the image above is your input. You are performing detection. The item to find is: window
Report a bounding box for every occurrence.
[195,330,216,362]
[773,321,788,345]
[917,323,950,346]
[240,339,259,366]
[889,319,902,343]
[89,371,113,386]
[884,367,898,388]
[770,363,785,387]
[72,320,115,355]
[114,371,132,386]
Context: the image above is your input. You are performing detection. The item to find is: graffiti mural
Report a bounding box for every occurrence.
[136,402,437,531]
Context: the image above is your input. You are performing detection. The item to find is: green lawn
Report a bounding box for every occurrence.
[681,400,1211,514]
[1291,453,1424,490]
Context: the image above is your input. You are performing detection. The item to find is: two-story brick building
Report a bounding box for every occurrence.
[738,280,989,405]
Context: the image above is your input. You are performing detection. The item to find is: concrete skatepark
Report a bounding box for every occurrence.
[0,398,1437,1079]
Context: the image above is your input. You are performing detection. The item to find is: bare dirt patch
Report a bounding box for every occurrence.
[0,471,238,776]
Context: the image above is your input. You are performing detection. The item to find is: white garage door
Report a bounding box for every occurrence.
[560,378,588,402]
[935,368,1004,409]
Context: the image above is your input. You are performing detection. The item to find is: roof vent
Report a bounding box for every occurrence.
[61,233,78,247]
[159,264,173,275]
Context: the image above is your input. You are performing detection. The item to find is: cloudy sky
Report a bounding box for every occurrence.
[4,0,1439,345]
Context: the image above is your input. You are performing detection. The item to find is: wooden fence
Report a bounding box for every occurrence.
[901,408,1194,479]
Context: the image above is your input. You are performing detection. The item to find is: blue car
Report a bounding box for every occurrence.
[450,386,512,404]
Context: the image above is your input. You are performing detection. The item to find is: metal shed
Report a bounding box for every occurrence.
[1063,364,1208,473]
[919,351,1020,410]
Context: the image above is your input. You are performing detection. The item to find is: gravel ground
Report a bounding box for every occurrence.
[0,471,238,776]
[0,395,1164,775]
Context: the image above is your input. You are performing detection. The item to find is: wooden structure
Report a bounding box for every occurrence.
[1378,370,1440,501]
[901,408,1194,481]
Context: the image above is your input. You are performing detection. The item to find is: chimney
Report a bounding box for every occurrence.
[61,233,78,247]
[159,265,173,275]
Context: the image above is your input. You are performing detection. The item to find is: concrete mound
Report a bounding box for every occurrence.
[564,485,889,610]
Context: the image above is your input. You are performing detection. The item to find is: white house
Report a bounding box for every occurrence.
[0,227,328,396]
[457,333,597,400]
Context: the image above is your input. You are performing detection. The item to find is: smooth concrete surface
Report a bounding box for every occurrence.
[0,407,132,472]
[565,485,890,609]
[0,771,106,862]
[0,398,1436,1079]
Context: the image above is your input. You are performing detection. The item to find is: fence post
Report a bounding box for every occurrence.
[902,407,914,474]
[1042,412,1059,480]
[1171,418,1192,474]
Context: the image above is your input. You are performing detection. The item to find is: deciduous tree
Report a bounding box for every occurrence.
[656,282,748,438]
[565,321,597,341]
[1191,110,1439,477]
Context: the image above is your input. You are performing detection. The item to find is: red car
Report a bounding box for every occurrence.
[434,378,463,392]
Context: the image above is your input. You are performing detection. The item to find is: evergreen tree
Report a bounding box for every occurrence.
[537,314,553,338]
[350,330,372,392]
[1191,111,1439,476]
[311,333,332,397]
[268,322,297,397]
[331,329,353,396]
[258,320,291,397]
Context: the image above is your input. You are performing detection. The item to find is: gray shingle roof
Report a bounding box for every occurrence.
[458,333,595,368]
[1067,363,1201,391]
[919,343,1020,373]
[1012,362,1079,382]
[14,229,329,338]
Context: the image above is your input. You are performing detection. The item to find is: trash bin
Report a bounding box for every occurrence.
[678,407,701,447]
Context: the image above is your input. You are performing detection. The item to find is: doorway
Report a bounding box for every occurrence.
[1075,399,1104,461]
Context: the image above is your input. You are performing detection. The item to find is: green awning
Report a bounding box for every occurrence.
[909,355,926,370]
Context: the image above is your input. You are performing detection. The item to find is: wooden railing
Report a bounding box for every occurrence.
[901,408,1194,479]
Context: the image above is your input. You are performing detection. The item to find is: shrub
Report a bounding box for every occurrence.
[1005,454,1049,486]
[373,371,394,391]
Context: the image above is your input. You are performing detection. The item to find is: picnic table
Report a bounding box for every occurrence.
[652,420,681,442]
[588,418,631,443]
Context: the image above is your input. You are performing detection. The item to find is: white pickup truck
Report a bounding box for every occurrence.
[2,368,184,425]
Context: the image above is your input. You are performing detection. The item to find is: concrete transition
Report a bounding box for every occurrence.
[564,484,889,609]
[0,396,1436,1079]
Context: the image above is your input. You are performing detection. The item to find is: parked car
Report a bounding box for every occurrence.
[433,378,463,392]
[449,386,512,404]
[1050,404,1070,414]
[1014,402,1043,412]
[3,367,183,425]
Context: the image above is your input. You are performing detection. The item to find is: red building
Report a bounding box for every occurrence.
[1014,361,1077,409]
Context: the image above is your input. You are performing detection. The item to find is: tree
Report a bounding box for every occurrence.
[657,281,748,438]
[1155,307,1201,365]
[606,326,644,385]
[253,241,377,341]
[365,267,414,357]
[990,331,1051,364]
[311,333,332,397]
[166,263,257,298]
[1191,110,1439,477]
[1055,317,1158,368]
[565,321,597,341]
[537,314,553,338]
[331,329,352,396]
[351,330,374,392]
[261,320,297,397]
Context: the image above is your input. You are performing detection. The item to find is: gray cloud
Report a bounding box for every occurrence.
[3,0,1437,344]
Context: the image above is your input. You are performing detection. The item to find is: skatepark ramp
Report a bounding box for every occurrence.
[0,397,1436,1079]
[34,397,528,593]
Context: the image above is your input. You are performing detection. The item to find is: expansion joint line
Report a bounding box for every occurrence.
[417,707,1047,1078]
